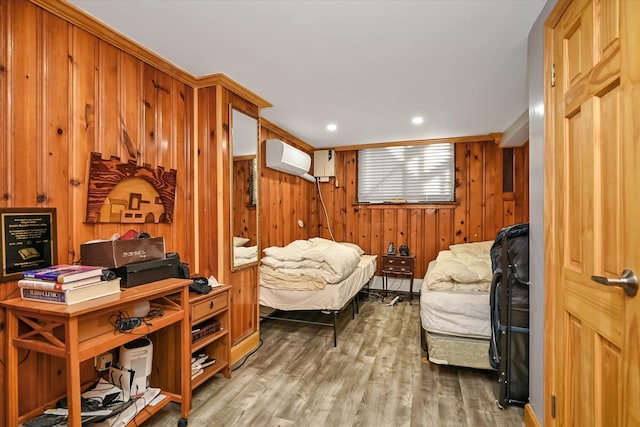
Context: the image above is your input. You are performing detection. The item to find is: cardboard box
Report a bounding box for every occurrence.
[80,237,165,268]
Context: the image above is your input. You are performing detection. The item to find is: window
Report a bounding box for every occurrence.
[357,143,454,203]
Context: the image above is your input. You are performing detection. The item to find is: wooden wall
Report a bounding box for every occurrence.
[308,141,529,280]
[256,131,529,283]
[260,120,316,249]
[0,0,195,415]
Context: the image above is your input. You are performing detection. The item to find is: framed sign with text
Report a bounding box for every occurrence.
[0,208,57,282]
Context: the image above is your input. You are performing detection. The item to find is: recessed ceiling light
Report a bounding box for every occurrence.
[412,116,424,125]
[326,123,337,132]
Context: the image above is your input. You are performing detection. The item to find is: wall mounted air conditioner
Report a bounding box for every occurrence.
[266,139,315,182]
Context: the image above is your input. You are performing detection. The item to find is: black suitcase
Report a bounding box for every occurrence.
[489,223,529,408]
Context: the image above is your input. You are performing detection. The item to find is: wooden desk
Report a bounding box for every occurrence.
[381,255,416,303]
[0,278,192,427]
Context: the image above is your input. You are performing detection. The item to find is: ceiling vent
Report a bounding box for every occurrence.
[265,139,315,182]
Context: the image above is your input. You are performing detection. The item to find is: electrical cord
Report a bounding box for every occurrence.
[109,309,165,334]
[316,177,336,241]
[232,338,264,372]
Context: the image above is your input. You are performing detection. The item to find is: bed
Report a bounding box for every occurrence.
[259,237,377,346]
[420,241,494,370]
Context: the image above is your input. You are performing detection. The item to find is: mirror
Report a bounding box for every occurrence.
[231,108,259,270]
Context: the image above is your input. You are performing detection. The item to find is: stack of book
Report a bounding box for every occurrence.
[191,352,216,379]
[19,264,121,305]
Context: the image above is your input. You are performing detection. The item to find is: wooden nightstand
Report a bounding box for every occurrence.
[381,255,416,303]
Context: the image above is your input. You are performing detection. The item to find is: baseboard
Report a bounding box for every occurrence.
[524,403,541,427]
[231,331,260,365]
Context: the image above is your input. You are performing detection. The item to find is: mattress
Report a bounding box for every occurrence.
[420,261,491,338]
[260,254,377,311]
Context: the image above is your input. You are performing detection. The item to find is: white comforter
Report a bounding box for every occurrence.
[425,241,493,292]
[260,238,362,290]
[234,245,258,266]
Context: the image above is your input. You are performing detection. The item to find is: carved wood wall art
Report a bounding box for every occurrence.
[86,152,177,224]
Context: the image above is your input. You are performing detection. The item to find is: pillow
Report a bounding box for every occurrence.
[339,242,364,256]
[309,237,365,255]
[449,240,493,256]
[233,236,250,247]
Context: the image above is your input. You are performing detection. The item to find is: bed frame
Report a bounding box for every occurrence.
[259,254,376,346]
[260,281,370,347]
[420,327,493,370]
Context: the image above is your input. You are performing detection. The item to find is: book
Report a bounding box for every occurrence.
[191,368,203,379]
[18,276,104,291]
[199,357,216,369]
[20,278,121,305]
[22,264,103,284]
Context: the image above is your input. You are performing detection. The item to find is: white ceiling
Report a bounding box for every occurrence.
[68,0,545,149]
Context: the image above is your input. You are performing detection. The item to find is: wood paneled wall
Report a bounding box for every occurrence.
[256,133,529,282]
[0,0,195,415]
[259,120,316,249]
[308,141,529,280]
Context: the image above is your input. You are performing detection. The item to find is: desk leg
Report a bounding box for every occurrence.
[66,318,82,427]
[179,285,191,419]
[5,310,19,427]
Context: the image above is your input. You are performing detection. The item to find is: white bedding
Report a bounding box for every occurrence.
[234,245,258,266]
[420,281,491,338]
[261,238,362,287]
[260,255,377,311]
[425,240,493,292]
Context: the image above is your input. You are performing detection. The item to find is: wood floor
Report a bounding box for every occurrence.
[146,294,525,427]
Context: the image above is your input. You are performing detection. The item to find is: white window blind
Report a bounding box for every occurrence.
[357,143,454,203]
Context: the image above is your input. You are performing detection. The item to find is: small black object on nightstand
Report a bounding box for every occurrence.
[387,242,396,255]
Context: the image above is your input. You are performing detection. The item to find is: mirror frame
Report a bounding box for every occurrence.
[230,106,260,271]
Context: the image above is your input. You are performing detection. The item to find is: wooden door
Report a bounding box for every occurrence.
[546,0,640,425]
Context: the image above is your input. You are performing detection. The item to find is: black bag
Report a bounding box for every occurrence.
[189,276,211,294]
[489,223,529,408]
[110,252,182,288]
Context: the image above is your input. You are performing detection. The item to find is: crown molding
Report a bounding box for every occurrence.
[333,133,503,152]
[197,74,272,108]
[261,119,314,153]
[30,1,273,108]
[29,0,199,86]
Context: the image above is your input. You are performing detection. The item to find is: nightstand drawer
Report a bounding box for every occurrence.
[384,265,412,273]
[383,258,413,267]
[382,256,414,271]
[192,292,228,324]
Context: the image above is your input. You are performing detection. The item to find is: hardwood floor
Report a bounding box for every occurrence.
[146,294,525,426]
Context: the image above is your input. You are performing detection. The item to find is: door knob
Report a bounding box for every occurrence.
[591,269,638,297]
